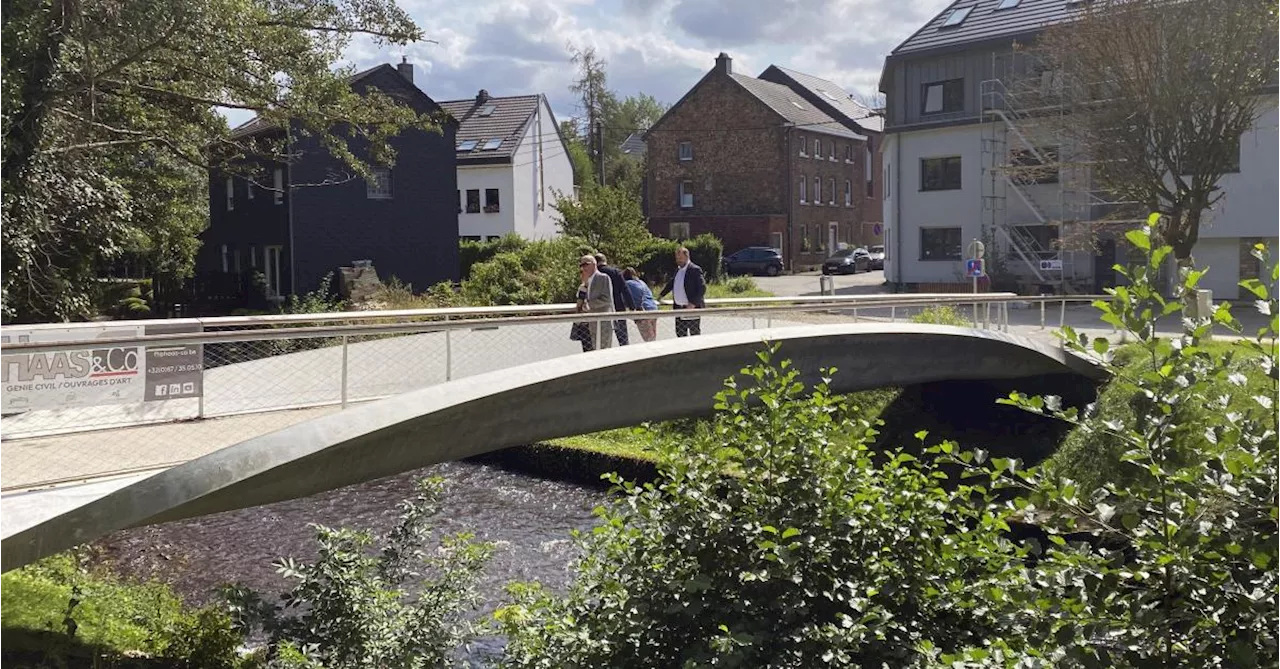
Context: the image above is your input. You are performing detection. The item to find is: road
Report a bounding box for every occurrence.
[754,269,889,296]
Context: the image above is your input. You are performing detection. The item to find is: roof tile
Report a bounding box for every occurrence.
[438,94,541,162]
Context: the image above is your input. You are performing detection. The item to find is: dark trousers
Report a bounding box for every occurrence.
[674,304,701,337]
[613,318,630,346]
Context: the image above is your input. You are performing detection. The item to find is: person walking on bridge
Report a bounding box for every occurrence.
[573,255,614,350]
[594,253,636,346]
[623,267,658,342]
[659,247,706,337]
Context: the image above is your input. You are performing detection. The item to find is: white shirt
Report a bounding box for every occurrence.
[673,263,689,306]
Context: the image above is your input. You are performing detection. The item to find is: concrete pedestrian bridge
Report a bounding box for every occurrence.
[1,323,1105,571]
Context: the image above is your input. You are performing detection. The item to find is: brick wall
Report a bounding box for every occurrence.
[647,215,787,254]
[787,129,865,269]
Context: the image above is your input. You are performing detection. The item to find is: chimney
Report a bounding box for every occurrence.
[476,89,491,105]
[715,52,732,75]
[397,56,413,84]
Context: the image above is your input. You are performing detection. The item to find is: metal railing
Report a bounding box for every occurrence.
[0,293,1108,491]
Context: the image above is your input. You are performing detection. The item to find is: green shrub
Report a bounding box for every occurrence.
[497,346,1031,667]
[634,234,724,285]
[461,234,528,281]
[225,478,493,668]
[685,233,724,282]
[114,296,151,318]
[461,235,592,306]
[909,305,970,326]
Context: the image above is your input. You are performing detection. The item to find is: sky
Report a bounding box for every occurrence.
[333,0,956,126]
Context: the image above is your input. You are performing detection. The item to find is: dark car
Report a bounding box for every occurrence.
[867,245,885,270]
[722,247,784,277]
[821,247,870,275]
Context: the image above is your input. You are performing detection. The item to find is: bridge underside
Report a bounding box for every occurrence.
[1,324,1106,572]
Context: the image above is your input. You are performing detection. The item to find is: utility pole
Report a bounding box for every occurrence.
[595,122,606,187]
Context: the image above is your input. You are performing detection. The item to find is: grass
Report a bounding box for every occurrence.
[704,276,774,300]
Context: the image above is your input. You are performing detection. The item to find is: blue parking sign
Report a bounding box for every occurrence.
[965,258,985,278]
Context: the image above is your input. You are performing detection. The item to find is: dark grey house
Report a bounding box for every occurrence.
[198,61,460,302]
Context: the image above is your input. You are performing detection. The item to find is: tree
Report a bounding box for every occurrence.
[553,185,651,267]
[559,119,595,190]
[1,0,436,322]
[1035,0,1277,270]
[568,44,609,188]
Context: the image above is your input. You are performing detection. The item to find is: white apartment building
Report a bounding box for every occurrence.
[440,90,575,241]
[878,0,1278,298]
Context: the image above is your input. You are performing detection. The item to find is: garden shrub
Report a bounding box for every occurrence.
[909,304,970,327]
[461,234,527,281]
[461,235,592,306]
[634,234,724,286]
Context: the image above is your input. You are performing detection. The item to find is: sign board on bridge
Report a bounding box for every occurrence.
[1039,259,1064,271]
[2,326,146,413]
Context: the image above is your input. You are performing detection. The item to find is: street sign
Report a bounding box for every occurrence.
[873,223,883,236]
[1039,258,1063,271]
[967,240,985,259]
[965,258,986,278]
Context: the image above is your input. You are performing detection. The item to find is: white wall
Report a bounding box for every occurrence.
[1192,238,1241,297]
[457,165,515,239]
[512,97,575,240]
[1198,96,1279,240]
[887,124,986,284]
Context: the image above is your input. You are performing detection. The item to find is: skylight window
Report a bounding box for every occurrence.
[456,140,478,151]
[997,0,1020,8]
[480,138,503,150]
[791,101,806,110]
[940,5,973,27]
[478,104,496,117]
[818,89,841,101]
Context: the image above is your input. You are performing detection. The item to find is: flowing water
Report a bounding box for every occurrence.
[93,460,607,663]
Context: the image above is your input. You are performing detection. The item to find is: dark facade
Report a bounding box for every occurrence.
[645,54,870,271]
[198,63,459,302]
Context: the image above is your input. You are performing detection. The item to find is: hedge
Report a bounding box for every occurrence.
[633,234,723,285]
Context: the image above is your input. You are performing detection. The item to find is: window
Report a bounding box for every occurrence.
[679,141,693,161]
[940,5,973,27]
[798,134,807,156]
[225,177,234,211]
[920,227,962,261]
[250,245,257,268]
[273,168,284,204]
[799,175,807,203]
[265,246,283,297]
[220,244,229,272]
[484,188,500,213]
[845,180,852,206]
[457,139,478,152]
[478,104,496,117]
[828,178,836,204]
[679,180,694,209]
[247,177,255,200]
[801,224,810,252]
[460,235,483,242]
[828,141,836,161]
[813,177,822,205]
[670,222,691,239]
[921,156,962,191]
[866,146,874,196]
[1010,147,1060,184]
[997,0,1020,8]
[367,167,392,199]
[466,189,480,213]
[481,138,503,151]
[845,144,854,162]
[769,232,783,252]
[922,79,964,115]
[814,139,822,158]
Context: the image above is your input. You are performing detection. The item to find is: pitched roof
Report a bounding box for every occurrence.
[728,73,865,139]
[228,64,440,140]
[890,0,1087,57]
[437,93,542,163]
[620,132,647,156]
[759,66,884,133]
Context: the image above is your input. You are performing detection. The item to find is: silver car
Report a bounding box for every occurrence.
[867,245,885,270]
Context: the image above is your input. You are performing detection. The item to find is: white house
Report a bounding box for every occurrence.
[878,0,1278,299]
[439,90,575,241]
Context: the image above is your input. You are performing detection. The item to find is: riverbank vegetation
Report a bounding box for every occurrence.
[4,235,1275,667]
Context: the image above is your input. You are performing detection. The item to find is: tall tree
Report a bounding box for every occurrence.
[1,0,435,322]
[553,185,650,267]
[1035,0,1277,275]
[568,44,609,188]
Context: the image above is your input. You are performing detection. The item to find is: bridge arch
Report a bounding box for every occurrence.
[2,324,1104,571]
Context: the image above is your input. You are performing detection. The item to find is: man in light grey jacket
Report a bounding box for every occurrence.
[579,255,615,349]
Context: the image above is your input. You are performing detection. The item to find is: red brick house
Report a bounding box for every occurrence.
[644,53,877,271]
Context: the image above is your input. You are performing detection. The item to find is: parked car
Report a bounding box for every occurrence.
[722,247,784,277]
[867,245,885,270]
[821,247,870,275]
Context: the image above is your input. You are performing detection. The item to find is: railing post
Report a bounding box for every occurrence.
[340,335,350,409]
[1040,300,1046,329]
[852,307,858,322]
[1059,299,1066,329]
[445,329,453,381]
[890,306,896,322]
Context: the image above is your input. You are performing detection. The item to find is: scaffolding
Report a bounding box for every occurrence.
[979,47,1140,293]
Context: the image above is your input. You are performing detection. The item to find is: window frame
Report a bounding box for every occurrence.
[484,188,500,213]
[798,134,807,156]
[366,167,393,199]
[678,141,693,161]
[844,180,852,206]
[920,156,963,191]
[670,222,691,239]
[828,140,836,162]
[799,174,807,204]
[813,176,822,205]
[814,139,822,158]
[827,177,836,204]
[679,180,694,209]
[465,188,481,214]
[921,78,965,115]
[920,227,963,261]
[225,177,234,211]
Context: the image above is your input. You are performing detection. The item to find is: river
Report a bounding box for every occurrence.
[93,460,607,663]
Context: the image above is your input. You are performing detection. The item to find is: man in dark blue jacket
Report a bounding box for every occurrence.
[658,247,706,337]
[594,253,636,345]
